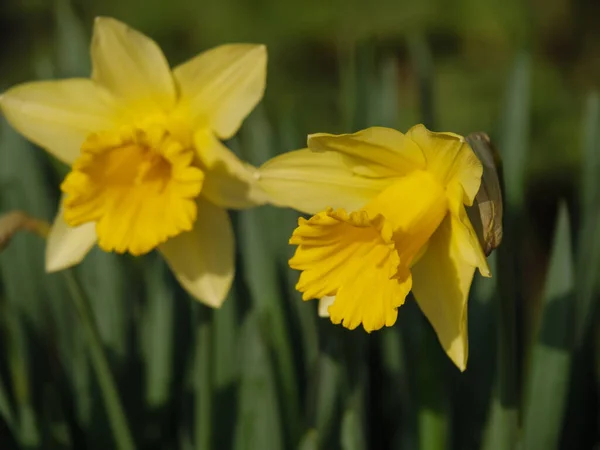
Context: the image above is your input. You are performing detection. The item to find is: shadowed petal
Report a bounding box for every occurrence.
[159,198,234,307]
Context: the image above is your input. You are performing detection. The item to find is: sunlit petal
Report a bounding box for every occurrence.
[0,79,121,165]
[406,124,482,204]
[258,149,389,215]
[308,127,425,178]
[174,44,267,139]
[411,215,476,371]
[91,17,176,114]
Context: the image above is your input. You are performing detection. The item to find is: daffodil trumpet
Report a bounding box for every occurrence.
[258,125,496,370]
[0,17,268,307]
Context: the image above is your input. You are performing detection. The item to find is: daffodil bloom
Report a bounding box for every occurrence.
[258,125,492,370]
[0,17,268,307]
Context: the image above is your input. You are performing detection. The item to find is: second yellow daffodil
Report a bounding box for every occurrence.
[258,125,492,370]
[0,17,268,307]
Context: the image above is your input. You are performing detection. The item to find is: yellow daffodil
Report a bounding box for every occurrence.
[258,125,492,370]
[0,17,268,307]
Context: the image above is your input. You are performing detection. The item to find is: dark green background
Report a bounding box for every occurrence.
[0,0,598,449]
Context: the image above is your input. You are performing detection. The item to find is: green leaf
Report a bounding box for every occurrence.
[141,256,175,409]
[194,305,214,450]
[213,287,240,449]
[77,250,131,362]
[236,115,302,445]
[498,51,531,209]
[521,202,574,450]
[297,430,318,450]
[5,310,40,448]
[234,312,284,450]
[314,350,342,448]
[340,386,367,450]
[407,33,436,129]
[53,0,90,77]
[575,91,600,345]
[483,50,532,450]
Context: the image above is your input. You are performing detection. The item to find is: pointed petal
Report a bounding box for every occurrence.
[174,44,267,139]
[91,17,176,113]
[411,215,476,371]
[194,129,267,209]
[308,127,425,178]
[0,79,121,165]
[159,198,234,307]
[46,207,97,272]
[406,124,482,204]
[258,149,390,215]
[447,182,491,277]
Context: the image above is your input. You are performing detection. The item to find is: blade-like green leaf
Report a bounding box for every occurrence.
[236,114,302,445]
[77,250,131,363]
[575,92,600,345]
[194,305,213,450]
[298,430,318,450]
[340,386,367,450]
[234,312,284,450]
[407,33,435,129]
[314,349,342,448]
[521,202,574,450]
[498,52,531,210]
[53,0,90,77]
[6,310,40,448]
[483,50,532,450]
[141,255,175,408]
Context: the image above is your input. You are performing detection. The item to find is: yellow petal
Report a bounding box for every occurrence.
[46,206,97,272]
[406,124,482,204]
[289,208,412,332]
[159,198,234,308]
[447,182,491,277]
[258,149,390,215]
[194,129,267,209]
[62,125,204,256]
[363,169,448,264]
[308,127,425,178]
[91,17,176,114]
[318,296,335,317]
[0,79,121,165]
[174,44,267,139]
[411,215,476,371]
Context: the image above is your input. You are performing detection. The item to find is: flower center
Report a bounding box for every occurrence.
[289,208,412,332]
[61,125,204,255]
[288,170,450,333]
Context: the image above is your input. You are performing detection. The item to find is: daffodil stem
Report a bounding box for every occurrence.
[194,305,213,450]
[63,269,136,450]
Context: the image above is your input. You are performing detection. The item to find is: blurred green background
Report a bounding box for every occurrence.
[0,0,599,449]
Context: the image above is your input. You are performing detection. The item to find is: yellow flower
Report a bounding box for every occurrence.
[0,17,268,307]
[258,125,492,370]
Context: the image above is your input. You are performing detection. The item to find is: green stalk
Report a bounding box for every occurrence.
[194,305,213,450]
[62,269,135,450]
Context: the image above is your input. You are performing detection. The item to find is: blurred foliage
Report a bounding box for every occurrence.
[0,0,599,449]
